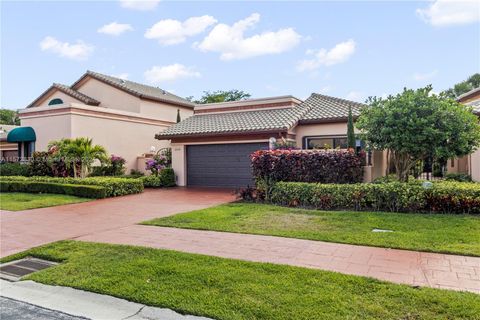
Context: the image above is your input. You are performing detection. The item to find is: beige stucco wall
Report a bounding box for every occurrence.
[469,149,480,182]
[76,78,141,113]
[140,100,194,123]
[37,91,81,108]
[70,113,170,172]
[20,113,72,151]
[20,104,173,172]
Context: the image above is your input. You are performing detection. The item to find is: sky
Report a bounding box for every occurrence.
[1,0,479,110]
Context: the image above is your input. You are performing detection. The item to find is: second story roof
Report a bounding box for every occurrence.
[156,93,365,139]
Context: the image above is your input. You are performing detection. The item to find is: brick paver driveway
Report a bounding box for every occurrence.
[0,188,235,257]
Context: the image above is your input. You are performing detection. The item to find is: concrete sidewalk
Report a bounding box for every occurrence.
[0,280,211,320]
[76,225,480,294]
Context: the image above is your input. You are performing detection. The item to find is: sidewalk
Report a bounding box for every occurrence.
[76,225,480,294]
[0,280,211,320]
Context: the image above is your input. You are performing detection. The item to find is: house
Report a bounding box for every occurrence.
[0,125,20,161]
[16,71,195,171]
[156,94,386,188]
[449,87,480,181]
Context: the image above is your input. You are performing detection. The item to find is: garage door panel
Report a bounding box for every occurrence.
[187,143,267,188]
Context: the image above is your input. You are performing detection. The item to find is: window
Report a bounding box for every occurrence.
[305,136,348,149]
[48,98,63,106]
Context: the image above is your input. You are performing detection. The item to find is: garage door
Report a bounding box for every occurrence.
[187,143,268,188]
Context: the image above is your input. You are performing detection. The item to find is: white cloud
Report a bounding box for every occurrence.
[145,15,217,45]
[346,91,365,103]
[119,0,160,11]
[416,0,480,26]
[98,22,133,36]
[196,13,301,60]
[113,73,129,80]
[144,64,201,84]
[413,69,438,81]
[39,36,94,60]
[297,39,356,72]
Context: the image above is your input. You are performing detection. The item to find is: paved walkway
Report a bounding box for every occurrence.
[76,225,480,294]
[0,188,235,257]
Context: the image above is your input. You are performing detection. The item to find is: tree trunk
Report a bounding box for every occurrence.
[392,151,413,182]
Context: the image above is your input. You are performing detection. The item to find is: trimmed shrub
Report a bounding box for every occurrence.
[444,173,473,182]
[142,175,162,188]
[159,168,176,187]
[0,163,29,176]
[141,169,176,188]
[251,149,364,184]
[0,176,143,197]
[0,181,106,199]
[269,181,480,214]
[28,152,53,176]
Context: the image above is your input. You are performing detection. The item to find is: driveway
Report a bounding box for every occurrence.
[0,188,235,258]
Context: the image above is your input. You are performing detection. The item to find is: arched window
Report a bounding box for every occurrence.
[48,98,64,106]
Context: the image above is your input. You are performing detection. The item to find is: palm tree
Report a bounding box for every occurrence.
[48,138,107,178]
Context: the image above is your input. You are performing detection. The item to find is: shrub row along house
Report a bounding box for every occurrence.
[7,70,480,187]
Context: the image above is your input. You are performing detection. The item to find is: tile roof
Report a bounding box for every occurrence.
[156,93,364,139]
[52,83,100,105]
[156,106,309,139]
[73,71,195,108]
[26,83,100,108]
[298,93,364,123]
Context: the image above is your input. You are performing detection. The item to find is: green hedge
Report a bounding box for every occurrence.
[269,181,480,214]
[0,176,143,197]
[0,163,30,176]
[141,168,176,188]
[0,181,106,199]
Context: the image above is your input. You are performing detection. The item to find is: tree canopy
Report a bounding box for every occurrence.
[0,109,20,125]
[186,90,251,104]
[356,86,480,182]
[442,73,480,99]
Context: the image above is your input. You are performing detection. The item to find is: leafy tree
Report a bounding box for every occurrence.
[48,138,107,178]
[442,73,480,98]
[347,106,356,149]
[356,86,480,182]
[176,109,181,123]
[187,90,251,104]
[0,109,20,125]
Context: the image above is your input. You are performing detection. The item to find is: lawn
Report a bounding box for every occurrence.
[3,241,479,320]
[144,203,480,256]
[0,192,91,211]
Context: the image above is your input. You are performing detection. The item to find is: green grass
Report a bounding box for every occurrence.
[0,192,91,211]
[3,241,479,320]
[144,203,480,257]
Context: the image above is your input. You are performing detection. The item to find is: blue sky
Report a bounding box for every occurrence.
[1,0,479,110]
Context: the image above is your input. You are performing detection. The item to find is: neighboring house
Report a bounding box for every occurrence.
[17,71,195,171]
[156,94,386,188]
[449,87,480,181]
[0,125,19,161]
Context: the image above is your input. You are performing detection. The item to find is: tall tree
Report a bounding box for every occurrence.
[0,109,20,125]
[187,90,251,104]
[442,73,480,98]
[176,109,181,123]
[347,106,356,149]
[356,86,480,182]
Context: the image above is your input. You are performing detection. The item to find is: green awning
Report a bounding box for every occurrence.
[7,127,36,142]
